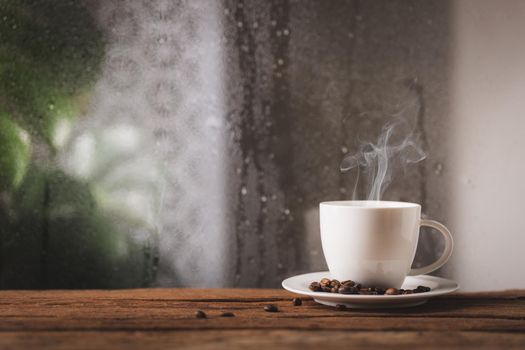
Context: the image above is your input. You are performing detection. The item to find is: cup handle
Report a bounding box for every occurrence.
[408,219,454,276]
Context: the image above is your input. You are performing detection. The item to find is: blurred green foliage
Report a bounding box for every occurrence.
[2,166,156,288]
[0,111,30,191]
[0,0,103,147]
[0,0,158,288]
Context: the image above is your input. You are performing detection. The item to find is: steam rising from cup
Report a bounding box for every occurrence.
[340,119,426,200]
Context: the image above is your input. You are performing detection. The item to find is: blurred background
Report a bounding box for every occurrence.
[0,0,523,291]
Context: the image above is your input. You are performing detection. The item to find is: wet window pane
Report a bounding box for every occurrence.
[0,0,448,288]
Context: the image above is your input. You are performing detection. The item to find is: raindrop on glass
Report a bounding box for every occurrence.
[434,162,443,175]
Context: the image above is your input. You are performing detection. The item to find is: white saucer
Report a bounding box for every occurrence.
[282,271,459,309]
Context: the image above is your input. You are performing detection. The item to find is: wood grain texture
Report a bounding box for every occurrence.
[0,289,523,349]
[0,331,524,350]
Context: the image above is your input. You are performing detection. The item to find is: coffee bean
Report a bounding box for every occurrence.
[321,286,332,292]
[330,286,340,293]
[354,283,362,290]
[359,287,376,294]
[264,304,278,312]
[292,298,302,306]
[385,288,398,295]
[309,282,322,292]
[335,304,347,311]
[220,312,235,317]
[195,310,207,319]
[341,280,355,287]
[376,288,386,295]
[415,285,431,293]
[339,285,359,294]
[320,278,331,287]
[338,286,349,294]
[329,279,341,288]
[403,290,414,295]
[359,289,378,295]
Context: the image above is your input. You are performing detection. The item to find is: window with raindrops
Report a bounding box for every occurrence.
[0,0,450,288]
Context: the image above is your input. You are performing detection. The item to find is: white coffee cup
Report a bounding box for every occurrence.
[319,200,453,288]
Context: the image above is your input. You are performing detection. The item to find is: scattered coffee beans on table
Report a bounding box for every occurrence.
[264,304,279,312]
[309,279,431,295]
[292,298,302,306]
[195,310,207,319]
[219,312,235,317]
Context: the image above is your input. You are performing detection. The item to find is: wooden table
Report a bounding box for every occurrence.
[0,289,523,349]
